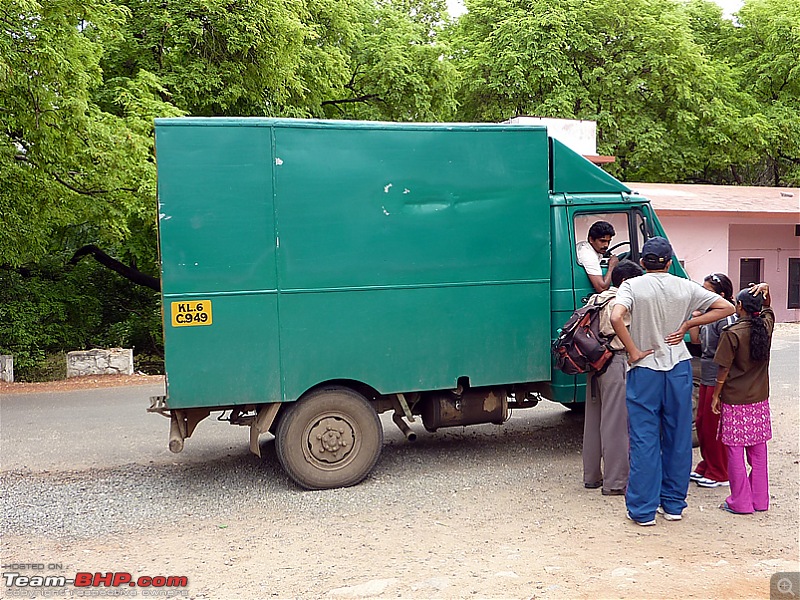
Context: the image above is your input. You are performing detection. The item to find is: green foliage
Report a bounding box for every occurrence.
[725,0,800,185]
[448,0,799,184]
[20,353,68,383]
[683,0,736,58]
[678,0,800,185]
[319,1,459,121]
[1,0,798,380]
[0,0,182,270]
[97,0,458,120]
[98,0,310,116]
[449,0,736,182]
[0,261,162,381]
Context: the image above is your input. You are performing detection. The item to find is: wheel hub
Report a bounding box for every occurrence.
[308,417,354,463]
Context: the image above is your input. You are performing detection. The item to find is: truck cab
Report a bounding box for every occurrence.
[550,195,688,406]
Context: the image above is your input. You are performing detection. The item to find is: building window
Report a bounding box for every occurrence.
[739,258,763,289]
[789,258,800,309]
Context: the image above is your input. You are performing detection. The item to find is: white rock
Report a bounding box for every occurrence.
[328,579,399,597]
[710,560,729,567]
[411,577,451,591]
[543,566,561,574]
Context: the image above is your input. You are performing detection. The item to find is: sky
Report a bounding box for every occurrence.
[446,0,744,19]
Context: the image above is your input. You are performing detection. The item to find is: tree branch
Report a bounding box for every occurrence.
[70,245,160,291]
[778,153,800,165]
[49,169,137,195]
[321,94,381,107]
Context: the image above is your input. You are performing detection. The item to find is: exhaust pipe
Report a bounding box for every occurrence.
[392,412,417,442]
[168,414,184,453]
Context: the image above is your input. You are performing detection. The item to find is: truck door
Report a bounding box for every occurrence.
[549,204,652,405]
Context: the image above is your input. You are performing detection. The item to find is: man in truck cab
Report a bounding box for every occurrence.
[576,221,619,292]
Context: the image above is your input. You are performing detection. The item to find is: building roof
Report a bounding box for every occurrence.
[628,183,800,219]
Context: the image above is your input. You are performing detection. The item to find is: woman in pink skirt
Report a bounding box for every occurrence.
[689,272,736,488]
[712,282,773,514]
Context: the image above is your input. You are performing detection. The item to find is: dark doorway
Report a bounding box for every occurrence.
[739,258,763,289]
[789,258,800,309]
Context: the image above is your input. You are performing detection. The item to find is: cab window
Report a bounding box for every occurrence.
[574,212,636,266]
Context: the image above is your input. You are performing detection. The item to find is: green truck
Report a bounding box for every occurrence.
[150,117,685,489]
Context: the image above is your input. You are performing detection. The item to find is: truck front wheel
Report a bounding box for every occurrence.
[275,387,383,490]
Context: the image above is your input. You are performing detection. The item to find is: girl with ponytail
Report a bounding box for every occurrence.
[712,283,774,514]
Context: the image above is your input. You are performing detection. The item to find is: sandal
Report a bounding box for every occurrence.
[719,501,753,515]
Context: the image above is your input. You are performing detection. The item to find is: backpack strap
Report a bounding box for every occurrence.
[587,293,614,309]
[592,294,617,342]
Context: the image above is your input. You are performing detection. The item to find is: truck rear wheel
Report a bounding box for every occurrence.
[275,387,383,490]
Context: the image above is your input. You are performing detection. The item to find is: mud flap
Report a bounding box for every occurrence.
[249,403,281,458]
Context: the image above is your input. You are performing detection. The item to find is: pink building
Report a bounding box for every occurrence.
[629,183,800,322]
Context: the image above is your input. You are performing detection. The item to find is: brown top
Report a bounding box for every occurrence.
[713,308,774,405]
[595,287,629,351]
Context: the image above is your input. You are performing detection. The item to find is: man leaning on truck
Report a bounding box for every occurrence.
[582,259,644,497]
[576,221,619,292]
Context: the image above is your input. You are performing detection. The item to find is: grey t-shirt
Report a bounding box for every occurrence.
[615,272,721,371]
[699,314,738,385]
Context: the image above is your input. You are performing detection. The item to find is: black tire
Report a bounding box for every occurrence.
[275,387,383,490]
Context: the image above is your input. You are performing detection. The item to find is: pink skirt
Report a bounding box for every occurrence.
[718,398,772,447]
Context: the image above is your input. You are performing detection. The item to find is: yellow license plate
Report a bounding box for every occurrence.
[171,300,213,327]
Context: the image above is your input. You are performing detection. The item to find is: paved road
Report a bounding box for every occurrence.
[0,382,251,472]
[0,380,583,475]
[1,324,797,475]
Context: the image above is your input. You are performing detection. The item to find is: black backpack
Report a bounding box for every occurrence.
[552,295,616,376]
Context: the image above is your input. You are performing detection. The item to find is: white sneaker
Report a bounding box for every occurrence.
[696,477,730,488]
[657,506,683,521]
[689,471,703,481]
[627,511,656,526]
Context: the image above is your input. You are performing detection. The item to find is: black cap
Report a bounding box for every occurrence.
[642,236,673,265]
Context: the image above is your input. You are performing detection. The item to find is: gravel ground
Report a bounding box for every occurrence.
[0,406,583,539]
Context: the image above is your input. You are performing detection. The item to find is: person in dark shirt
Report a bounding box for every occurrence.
[689,273,737,489]
[712,283,774,515]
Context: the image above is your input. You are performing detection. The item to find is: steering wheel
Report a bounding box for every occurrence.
[605,240,631,261]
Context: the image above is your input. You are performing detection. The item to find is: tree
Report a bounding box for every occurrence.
[0,0,180,269]
[97,0,313,116]
[725,0,800,185]
[1,0,460,378]
[0,0,179,378]
[320,0,459,121]
[98,0,458,121]
[447,0,745,182]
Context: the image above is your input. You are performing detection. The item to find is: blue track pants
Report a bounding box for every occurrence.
[625,360,693,522]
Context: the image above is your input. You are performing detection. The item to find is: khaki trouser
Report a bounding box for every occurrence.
[582,352,629,492]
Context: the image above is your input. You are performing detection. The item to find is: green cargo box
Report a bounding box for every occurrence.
[156,119,553,409]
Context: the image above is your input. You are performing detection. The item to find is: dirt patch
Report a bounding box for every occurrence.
[0,374,165,395]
